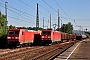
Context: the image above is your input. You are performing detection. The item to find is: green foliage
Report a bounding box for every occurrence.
[16,26,43,31]
[61,22,73,34]
[0,12,7,37]
[9,25,16,29]
[28,27,43,31]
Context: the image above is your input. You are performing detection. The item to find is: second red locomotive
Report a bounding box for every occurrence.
[40,29,61,45]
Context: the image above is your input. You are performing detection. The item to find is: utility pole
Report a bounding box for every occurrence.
[5,2,8,33]
[61,20,62,27]
[47,20,49,29]
[58,9,60,31]
[36,3,39,30]
[43,17,44,29]
[50,14,52,29]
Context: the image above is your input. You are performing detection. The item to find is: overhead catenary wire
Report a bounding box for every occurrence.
[74,19,90,20]
[19,0,61,24]
[0,3,35,17]
[1,0,72,27]
[38,3,67,24]
[0,3,35,20]
[0,3,35,24]
[1,1,44,22]
[1,4,44,27]
[19,0,50,22]
[9,16,38,27]
[42,0,58,13]
[0,2,44,27]
[41,0,69,29]
[0,4,33,21]
[52,0,74,25]
[41,0,70,22]
[54,0,74,21]
[1,0,62,24]
[8,16,32,23]
[19,0,36,10]
[0,4,35,24]
[38,4,57,16]
[2,0,35,17]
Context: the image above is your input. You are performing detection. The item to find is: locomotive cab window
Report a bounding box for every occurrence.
[15,31,19,34]
[8,31,14,34]
[8,30,19,34]
[42,31,51,34]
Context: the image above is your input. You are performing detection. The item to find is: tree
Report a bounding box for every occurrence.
[60,24,66,32]
[28,27,32,30]
[61,22,73,34]
[9,25,16,29]
[0,12,7,37]
[0,12,7,47]
[9,25,13,29]
[30,27,43,31]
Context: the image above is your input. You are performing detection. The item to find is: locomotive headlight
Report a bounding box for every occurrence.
[7,37,11,39]
[42,36,44,38]
[15,37,19,39]
[48,36,51,38]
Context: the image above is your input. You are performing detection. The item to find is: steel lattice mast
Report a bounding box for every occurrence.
[36,3,39,30]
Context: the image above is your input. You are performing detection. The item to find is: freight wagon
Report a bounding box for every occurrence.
[76,34,82,40]
[61,33,69,42]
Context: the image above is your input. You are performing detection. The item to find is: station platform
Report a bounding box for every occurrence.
[54,39,90,60]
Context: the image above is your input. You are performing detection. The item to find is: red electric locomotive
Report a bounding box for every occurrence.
[6,28,39,47]
[40,29,61,45]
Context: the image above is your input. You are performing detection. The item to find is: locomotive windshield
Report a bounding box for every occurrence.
[42,31,51,34]
[8,30,19,34]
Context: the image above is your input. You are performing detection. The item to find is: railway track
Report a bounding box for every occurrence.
[0,46,44,60]
[0,49,11,53]
[31,41,76,60]
[0,41,78,60]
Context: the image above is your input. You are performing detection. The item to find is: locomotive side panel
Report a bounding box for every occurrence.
[52,31,61,42]
[23,32,34,44]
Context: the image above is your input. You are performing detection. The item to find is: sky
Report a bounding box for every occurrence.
[0,0,90,31]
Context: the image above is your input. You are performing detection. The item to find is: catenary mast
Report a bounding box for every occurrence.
[36,3,39,30]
